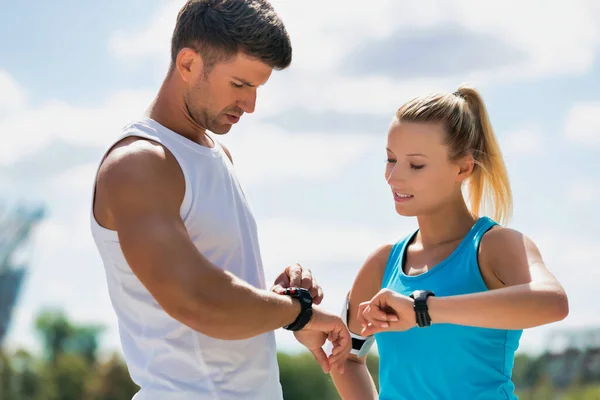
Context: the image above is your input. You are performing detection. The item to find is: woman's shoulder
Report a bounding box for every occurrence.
[478,225,544,288]
[479,225,532,260]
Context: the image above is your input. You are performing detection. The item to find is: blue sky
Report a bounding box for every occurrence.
[1,0,599,358]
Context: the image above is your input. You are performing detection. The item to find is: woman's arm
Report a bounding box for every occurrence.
[330,244,394,400]
[429,227,569,328]
[359,228,569,335]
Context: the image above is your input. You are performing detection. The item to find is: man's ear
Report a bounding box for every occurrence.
[174,47,204,83]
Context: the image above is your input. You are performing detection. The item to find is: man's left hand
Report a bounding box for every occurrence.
[271,263,323,305]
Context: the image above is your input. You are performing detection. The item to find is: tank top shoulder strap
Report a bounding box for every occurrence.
[470,216,499,255]
[381,231,417,288]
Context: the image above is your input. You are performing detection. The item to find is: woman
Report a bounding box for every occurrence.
[330,85,569,399]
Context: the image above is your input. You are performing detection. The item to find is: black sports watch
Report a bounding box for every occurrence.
[409,290,435,328]
[282,287,313,331]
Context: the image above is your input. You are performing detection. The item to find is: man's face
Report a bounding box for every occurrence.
[184,52,273,134]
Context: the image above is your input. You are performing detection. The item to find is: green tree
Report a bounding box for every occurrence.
[87,352,139,400]
[278,352,340,400]
[512,352,535,391]
[35,309,103,366]
[563,384,600,400]
[365,353,380,391]
[34,309,74,365]
[11,349,41,400]
[277,350,381,400]
[66,324,105,365]
[0,349,16,400]
[36,353,92,400]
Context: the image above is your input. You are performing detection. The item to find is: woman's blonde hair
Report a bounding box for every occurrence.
[396,84,512,225]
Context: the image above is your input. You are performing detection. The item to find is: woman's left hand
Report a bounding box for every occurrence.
[358,289,417,336]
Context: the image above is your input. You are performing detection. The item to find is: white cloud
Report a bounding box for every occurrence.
[0,70,26,113]
[108,0,600,123]
[565,102,600,146]
[450,0,599,78]
[567,180,600,204]
[108,0,600,98]
[218,122,381,185]
[268,72,455,115]
[108,1,179,72]
[258,217,409,275]
[51,163,99,195]
[500,126,543,156]
[0,81,155,165]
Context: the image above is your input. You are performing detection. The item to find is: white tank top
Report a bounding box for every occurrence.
[90,118,283,400]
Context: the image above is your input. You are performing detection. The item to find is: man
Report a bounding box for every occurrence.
[89,1,351,399]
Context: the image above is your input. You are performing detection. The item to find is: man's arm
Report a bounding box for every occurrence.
[97,138,301,340]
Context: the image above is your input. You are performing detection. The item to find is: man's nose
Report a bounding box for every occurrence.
[238,90,257,114]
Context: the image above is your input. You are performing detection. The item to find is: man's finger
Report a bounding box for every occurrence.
[337,360,346,374]
[314,285,324,305]
[330,341,346,356]
[309,278,321,303]
[300,267,313,290]
[328,339,349,374]
[328,330,339,347]
[330,323,351,356]
[271,271,290,291]
[329,354,346,374]
[310,348,331,374]
[288,264,302,287]
[271,284,285,294]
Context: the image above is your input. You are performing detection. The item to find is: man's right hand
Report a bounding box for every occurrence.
[293,306,351,374]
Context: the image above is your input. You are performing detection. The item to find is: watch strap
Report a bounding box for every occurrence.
[410,290,435,328]
[283,288,313,331]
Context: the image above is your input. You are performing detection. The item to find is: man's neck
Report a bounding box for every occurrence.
[147,79,213,148]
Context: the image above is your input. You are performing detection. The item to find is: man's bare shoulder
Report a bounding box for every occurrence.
[99,137,180,186]
[95,137,185,227]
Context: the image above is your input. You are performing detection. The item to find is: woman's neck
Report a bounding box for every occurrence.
[415,197,477,248]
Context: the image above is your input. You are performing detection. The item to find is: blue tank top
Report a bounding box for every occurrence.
[375,217,522,399]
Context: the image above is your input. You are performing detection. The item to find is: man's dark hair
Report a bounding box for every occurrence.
[171,0,292,74]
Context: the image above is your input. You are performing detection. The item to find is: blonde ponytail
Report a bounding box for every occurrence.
[455,85,512,225]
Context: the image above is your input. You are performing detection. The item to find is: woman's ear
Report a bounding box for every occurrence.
[456,154,475,183]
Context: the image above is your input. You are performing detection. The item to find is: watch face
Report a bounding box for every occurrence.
[412,290,433,301]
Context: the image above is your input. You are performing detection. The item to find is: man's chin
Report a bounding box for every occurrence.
[208,124,233,135]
